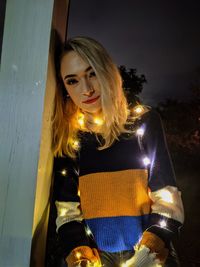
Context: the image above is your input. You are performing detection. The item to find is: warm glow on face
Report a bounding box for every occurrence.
[121,263,129,267]
[61,51,101,115]
[159,190,173,203]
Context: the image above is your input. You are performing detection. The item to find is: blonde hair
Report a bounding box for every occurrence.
[52,36,148,158]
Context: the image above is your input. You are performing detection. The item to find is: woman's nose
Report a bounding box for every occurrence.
[82,79,95,96]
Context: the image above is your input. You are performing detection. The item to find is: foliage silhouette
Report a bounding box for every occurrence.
[119,65,147,106]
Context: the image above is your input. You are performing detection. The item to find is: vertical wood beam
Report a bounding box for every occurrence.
[31,0,70,266]
[0,0,56,266]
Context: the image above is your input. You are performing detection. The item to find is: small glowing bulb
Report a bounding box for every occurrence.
[86,227,92,235]
[78,190,80,197]
[136,127,145,136]
[61,169,67,176]
[159,190,173,203]
[143,156,151,166]
[76,252,81,259]
[134,105,144,114]
[159,220,167,228]
[78,114,85,127]
[72,140,80,149]
[94,117,104,126]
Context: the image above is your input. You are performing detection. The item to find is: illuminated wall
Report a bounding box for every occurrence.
[0,0,69,266]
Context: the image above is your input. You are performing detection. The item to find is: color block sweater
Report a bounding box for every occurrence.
[53,109,184,258]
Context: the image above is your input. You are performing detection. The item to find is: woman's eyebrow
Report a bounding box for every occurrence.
[63,66,92,80]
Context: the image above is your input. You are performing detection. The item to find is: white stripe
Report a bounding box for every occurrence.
[55,201,84,232]
[149,186,184,223]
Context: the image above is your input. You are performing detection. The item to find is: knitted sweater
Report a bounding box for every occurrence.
[53,109,184,258]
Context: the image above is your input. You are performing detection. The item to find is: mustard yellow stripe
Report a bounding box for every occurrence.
[79,169,151,219]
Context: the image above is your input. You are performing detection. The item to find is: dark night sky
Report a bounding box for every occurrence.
[67,1,200,106]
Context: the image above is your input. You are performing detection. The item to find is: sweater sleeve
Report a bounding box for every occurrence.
[53,155,96,258]
[139,109,184,253]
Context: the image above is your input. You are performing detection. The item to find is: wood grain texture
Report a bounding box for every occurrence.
[0,0,54,266]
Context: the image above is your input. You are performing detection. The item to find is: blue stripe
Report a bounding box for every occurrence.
[86,215,150,252]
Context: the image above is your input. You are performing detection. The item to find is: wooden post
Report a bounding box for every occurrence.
[31,1,70,265]
[0,0,69,266]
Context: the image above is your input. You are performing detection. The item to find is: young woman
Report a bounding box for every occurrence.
[52,36,184,267]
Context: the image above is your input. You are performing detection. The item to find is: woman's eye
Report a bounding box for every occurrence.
[89,71,96,78]
[66,79,78,85]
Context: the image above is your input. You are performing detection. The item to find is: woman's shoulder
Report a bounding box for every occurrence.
[126,105,163,134]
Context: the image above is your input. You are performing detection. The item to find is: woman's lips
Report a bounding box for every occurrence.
[82,95,100,104]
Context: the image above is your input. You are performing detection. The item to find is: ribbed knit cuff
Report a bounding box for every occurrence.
[139,231,169,263]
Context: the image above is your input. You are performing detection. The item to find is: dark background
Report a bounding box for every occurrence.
[67,0,200,106]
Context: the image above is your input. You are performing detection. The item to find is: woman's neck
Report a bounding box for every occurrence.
[83,111,104,134]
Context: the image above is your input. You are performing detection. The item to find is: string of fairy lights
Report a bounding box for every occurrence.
[58,104,174,267]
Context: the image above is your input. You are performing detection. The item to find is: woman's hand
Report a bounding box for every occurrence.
[123,231,168,267]
[66,246,101,267]
[124,245,163,267]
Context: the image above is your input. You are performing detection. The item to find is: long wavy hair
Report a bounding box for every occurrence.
[52,36,148,158]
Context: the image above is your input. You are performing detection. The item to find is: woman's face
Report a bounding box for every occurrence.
[60,50,102,115]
